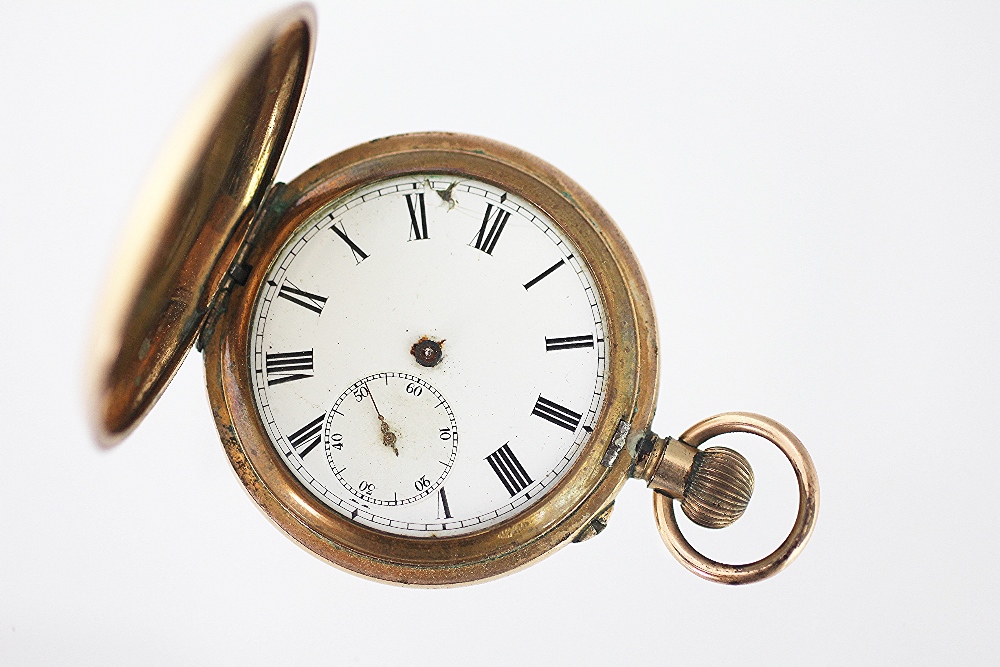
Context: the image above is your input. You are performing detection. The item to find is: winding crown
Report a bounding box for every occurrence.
[682,446,754,529]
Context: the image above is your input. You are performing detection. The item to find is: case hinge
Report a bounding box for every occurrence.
[196,182,288,351]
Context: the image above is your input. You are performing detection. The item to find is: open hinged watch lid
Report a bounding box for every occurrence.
[87,5,315,448]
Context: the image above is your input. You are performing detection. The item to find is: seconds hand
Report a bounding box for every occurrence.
[366,382,399,456]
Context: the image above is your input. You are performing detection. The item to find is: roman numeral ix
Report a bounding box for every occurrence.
[288,414,324,457]
[265,350,314,386]
[545,334,595,351]
[531,395,582,432]
[471,203,510,255]
[486,444,533,497]
[272,280,328,314]
[406,193,428,240]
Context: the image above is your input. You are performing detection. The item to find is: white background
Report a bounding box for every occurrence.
[1,1,997,665]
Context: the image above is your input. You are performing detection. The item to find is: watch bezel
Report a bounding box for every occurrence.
[203,132,659,585]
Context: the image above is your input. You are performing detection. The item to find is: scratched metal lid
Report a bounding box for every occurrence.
[87,4,315,448]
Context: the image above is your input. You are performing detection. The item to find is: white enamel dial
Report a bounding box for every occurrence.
[250,174,608,536]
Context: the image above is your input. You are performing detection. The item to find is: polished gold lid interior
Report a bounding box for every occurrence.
[87,4,316,447]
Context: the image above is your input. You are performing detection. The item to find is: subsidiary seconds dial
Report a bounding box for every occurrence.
[324,373,458,506]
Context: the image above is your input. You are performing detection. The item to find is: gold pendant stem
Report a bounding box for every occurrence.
[636,434,753,529]
[638,412,818,585]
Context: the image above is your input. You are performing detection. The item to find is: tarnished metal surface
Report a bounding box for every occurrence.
[86,2,821,588]
[600,419,631,468]
[87,5,315,447]
[682,446,754,529]
[645,436,698,499]
[572,502,615,543]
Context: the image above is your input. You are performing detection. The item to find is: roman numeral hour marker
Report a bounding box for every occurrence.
[406,193,428,240]
[523,259,566,289]
[437,488,453,519]
[330,222,369,263]
[486,444,533,496]
[272,281,328,314]
[545,334,595,351]
[288,414,324,457]
[471,203,510,255]
[531,395,582,432]
[265,350,314,386]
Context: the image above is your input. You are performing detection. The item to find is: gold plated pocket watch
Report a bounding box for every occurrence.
[88,4,818,586]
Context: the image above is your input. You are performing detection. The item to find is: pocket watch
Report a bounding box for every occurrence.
[87,4,818,586]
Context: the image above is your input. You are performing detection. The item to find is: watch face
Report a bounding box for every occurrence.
[249,174,609,537]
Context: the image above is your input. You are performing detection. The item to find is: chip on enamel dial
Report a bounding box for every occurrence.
[250,174,608,537]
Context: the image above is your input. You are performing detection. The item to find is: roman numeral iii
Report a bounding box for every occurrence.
[273,281,328,314]
[265,350,314,386]
[531,395,582,431]
[406,193,428,240]
[288,414,324,457]
[545,334,594,351]
[486,444,533,496]
[471,203,510,255]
